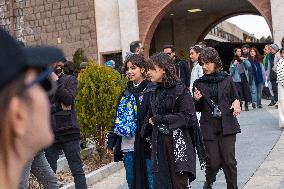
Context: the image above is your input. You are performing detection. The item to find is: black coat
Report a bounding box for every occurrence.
[106,80,154,162]
[174,58,191,88]
[50,74,80,143]
[193,75,241,140]
[148,82,197,182]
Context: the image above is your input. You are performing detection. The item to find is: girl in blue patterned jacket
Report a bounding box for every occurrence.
[107,54,154,189]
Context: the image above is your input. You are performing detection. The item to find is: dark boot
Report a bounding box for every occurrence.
[203,181,213,189]
[245,102,249,111]
[268,96,276,106]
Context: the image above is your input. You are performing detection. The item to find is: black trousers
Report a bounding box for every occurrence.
[204,134,237,189]
[45,140,87,189]
[271,79,278,101]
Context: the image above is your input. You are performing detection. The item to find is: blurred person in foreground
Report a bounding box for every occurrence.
[0,28,56,189]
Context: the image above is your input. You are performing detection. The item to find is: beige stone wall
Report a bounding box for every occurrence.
[0,0,98,60]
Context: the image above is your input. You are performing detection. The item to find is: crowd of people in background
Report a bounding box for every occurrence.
[2,24,284,189]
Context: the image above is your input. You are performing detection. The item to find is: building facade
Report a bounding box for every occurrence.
[0,0,283,65]
[205,21,259,43]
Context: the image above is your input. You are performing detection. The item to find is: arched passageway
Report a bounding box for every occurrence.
[137,0,272,57]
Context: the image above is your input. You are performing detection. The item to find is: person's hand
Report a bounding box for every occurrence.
[149,118,154,126]
[49,72,59,81]
[233,60,238,64]
[230,100,241,117]
[106,147,113,155]
[193,87,202,101]
[61,103,71,110]
[240,57,247,60]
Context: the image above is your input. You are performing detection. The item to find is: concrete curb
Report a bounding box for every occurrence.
[60,162,124,189]
[56,147,96,173]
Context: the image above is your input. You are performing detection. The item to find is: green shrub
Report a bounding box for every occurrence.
[73,48,88,75]
[75,60,127,150]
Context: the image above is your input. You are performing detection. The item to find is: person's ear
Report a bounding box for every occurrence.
[141,68,145,74]
[7,96,28,137]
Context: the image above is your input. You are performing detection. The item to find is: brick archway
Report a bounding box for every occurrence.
[138,0,272,57]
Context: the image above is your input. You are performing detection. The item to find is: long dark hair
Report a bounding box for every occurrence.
[248,47,263,63]
[148,52,178,87]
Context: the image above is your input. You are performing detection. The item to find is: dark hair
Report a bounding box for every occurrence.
[124,54,147,77]
[130,41,141,53]
[63,61,75,75]
[280,47,284,54]
[242,44,250,49]
[163,45,176,53]
[281,37,284,48]
[190,45,202,53]
[199,47,222,72]
[148,52,178,87]
[248,47,263,63]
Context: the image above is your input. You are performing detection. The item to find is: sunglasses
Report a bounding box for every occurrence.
[24,68,57,96]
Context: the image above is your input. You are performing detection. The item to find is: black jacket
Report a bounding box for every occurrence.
[147,82,199,182]
[193,74,241,140]
[174,58,191,88]
[107,80,154,162]
[50,74,80,143]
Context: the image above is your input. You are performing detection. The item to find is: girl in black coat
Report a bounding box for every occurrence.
[146,52,204,189]
[193,47,241,189]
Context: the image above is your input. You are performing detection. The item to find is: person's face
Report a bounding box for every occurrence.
[271,48,277,55]
[242,47,248,55]
[250,49,256,57]
[53,62,64,75]
[163,48,175,59]
[201,62,216,75]
[263,46,270,55]
[189,49,199,63]
[235,49,242,57]
[126,61,145,84]
[147,65,165,83]
[136,43,144,55]
[8,69,53,160]
[281,51,284,58]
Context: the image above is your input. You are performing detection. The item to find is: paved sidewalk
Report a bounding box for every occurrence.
[242,124,284,188]
[89,101,282,189]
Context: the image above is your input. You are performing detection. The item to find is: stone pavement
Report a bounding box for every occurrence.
[89,100,282,189]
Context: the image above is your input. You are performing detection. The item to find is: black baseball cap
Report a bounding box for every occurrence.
[0,28,65,91]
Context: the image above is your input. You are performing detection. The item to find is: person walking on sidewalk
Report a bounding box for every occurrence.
[193,47,241,189]
[189,45,203,93]
[229,47,252,111]
[146,52,206,189]
[107,54,154,189]
[277,48,284,129]
[270,44,280,108]
[263,45,275,105]
[163,45,191,88]
[248,47,266,109]
[45,61,87,189]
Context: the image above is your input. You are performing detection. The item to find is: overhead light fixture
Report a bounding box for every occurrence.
[187,9,202,13]
[170,13,174,16]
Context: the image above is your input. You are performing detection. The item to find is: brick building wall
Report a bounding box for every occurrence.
[0,0,98,60]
